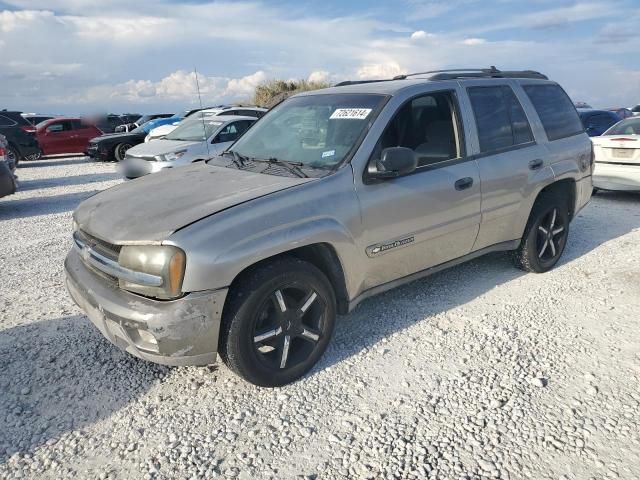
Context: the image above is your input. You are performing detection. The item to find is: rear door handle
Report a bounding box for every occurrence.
[529,159,543,170]
[454,177,474,191]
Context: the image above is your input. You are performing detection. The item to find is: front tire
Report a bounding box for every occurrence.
[513,192,570,273]
[114,143,132,162]
[219,258,336,387]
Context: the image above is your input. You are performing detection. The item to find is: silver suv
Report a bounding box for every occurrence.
[65,68,593,387]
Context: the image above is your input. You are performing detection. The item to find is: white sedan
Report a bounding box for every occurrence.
[592,117,640,192]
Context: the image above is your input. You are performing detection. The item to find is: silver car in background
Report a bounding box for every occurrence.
[121,115,256,179]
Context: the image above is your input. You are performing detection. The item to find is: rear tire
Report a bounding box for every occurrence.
[219,258,336,387]
[513,191,570,273]
[592,187,599,196]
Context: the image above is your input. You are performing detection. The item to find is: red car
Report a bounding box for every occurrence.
[36,118,102,156]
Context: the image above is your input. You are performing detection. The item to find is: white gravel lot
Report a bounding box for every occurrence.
[1,157,639,480]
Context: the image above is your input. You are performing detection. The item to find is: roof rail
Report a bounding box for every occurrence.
[334,79,396,87]
[334,67,548,87]
[395,66,548,81]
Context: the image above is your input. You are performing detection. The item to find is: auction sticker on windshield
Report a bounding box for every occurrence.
[330,108,372,120]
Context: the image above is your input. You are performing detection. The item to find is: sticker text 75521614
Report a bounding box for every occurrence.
[330,108,372,120]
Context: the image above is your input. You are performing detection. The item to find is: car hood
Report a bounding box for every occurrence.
[74,163,312,244]
[92,132,144,145]
[126,139,200,157]
[148,124,178,138]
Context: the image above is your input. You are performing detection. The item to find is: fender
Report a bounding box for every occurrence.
[167,167,364,295]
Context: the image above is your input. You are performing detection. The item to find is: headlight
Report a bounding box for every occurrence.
[118,245,186,299]
[144,135,151,143]
[157,150,187,162]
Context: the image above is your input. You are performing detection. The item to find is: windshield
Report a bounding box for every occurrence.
[165,118,224,141]
[229,93,387,169]
[604,117,640,136]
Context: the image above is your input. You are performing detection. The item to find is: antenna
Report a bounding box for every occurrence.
[194,67,211,159]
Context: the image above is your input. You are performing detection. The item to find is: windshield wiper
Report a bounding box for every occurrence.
[221,150,248,168]
[253,157,309,178]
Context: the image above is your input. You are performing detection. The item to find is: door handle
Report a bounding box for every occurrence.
[454,177,474,191]
[529,159,543,170]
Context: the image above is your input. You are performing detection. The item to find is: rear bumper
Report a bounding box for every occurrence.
[64,247,227,366]
[593,162,640,191]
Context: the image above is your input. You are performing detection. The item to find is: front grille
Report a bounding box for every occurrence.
[74,230,120,283]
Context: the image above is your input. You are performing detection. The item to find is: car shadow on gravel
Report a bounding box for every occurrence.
[0,190,101,220]
[319,194,640,374]
[18,172,120,191]
[18,157,91,169]
[0,315,168,462]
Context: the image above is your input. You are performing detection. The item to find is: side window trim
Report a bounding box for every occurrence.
[366,89,467,176]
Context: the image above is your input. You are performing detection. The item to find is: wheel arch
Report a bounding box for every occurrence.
[225,243,350,315]
[535,178,577,219]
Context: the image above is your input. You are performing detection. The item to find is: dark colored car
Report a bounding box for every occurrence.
[608,108,633,120]
[577,109,621,137]
[115,113,173,133]
[0,110,42,167]
[1,135,17,199]
[85,114,128,134]
[36,118,103,156]
[87,121,155,162]
[120,114,142,125]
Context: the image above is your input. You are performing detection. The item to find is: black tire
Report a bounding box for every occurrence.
[592,187,599,196]
[513,191,570,273]
[6,145,19,169]
[219,258,336,387]
[114,143,132,162]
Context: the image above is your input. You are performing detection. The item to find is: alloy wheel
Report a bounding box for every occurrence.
[251,285,326,371]
[115,144,132,162]
[536,208,566,261]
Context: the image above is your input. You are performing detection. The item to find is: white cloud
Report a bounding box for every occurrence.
[410,30,433,41]
[462,38,486,45]
[308,71,330,83]
[0,9,55,32]
[357,62,405,80]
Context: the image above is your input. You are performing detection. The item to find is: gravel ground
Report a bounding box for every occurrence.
[1,157,639,480]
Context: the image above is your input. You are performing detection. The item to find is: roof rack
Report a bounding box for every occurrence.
[334,66,548,87]
[395,66,548,81]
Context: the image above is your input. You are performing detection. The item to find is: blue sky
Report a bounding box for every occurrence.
[0,0,638,114]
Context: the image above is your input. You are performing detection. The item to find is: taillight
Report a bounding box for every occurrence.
[610,138,637,142]
[20,125,36,134]
[0,147,6,158]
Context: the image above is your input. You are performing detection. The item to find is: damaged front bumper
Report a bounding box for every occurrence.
[64,248,227,367]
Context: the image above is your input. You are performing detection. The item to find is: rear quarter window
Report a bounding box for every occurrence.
[523,84,584,141]
[0,115,17,127]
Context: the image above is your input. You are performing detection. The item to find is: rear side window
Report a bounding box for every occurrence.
[523,84,583,141]
[0,115,17,127]
[468,86,533,154]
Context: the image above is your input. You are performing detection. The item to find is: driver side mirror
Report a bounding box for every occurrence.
[368,147,417,180]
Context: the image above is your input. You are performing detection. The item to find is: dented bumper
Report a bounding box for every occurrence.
[64,248,227,367]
